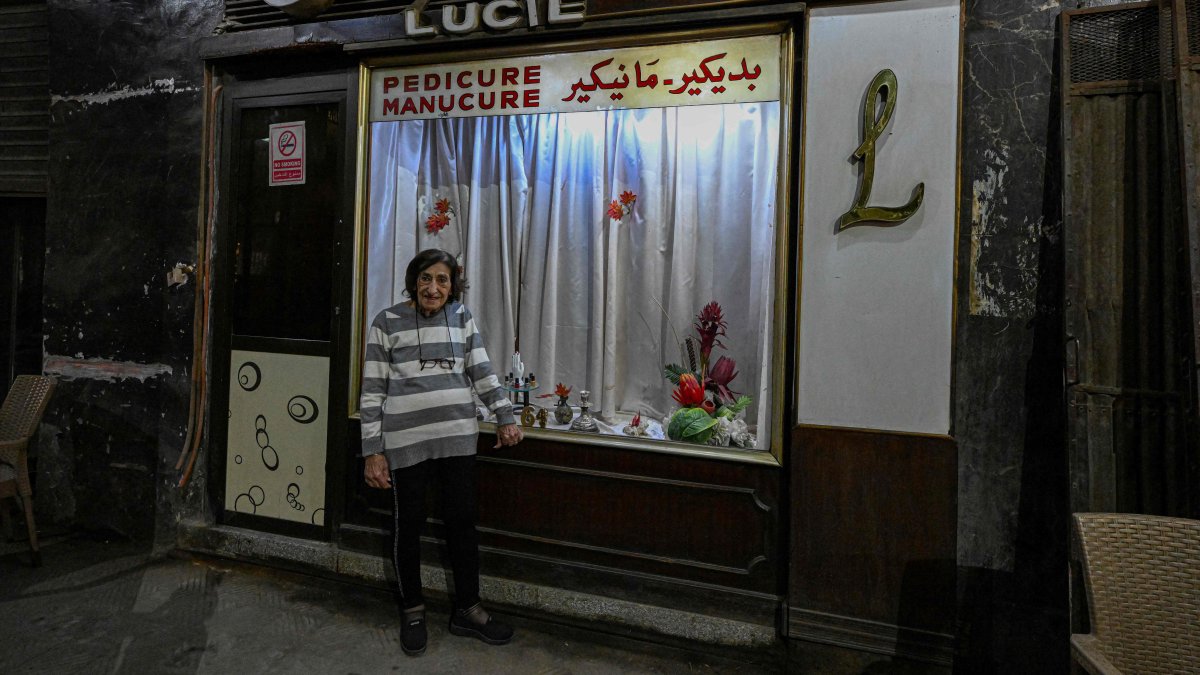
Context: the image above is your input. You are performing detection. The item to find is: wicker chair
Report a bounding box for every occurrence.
[1071,512,1200,674]
[0,375,55,567]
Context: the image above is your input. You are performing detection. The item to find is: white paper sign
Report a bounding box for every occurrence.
[269,121,306,186]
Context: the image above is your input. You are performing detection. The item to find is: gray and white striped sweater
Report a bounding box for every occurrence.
[360,301,514,470]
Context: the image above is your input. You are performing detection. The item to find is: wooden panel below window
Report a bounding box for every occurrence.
[342,432,783,617]
[477,436,781,598]
[788,425,956,665]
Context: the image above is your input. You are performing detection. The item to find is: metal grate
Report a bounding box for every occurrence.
[1069,5,1161,85]
[221,0,406,31]
[1161,2,1177,75]
[0,2,48,195]
[1187,0,1200,56]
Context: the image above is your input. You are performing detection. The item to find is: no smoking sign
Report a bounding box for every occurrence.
[269,121,306,186]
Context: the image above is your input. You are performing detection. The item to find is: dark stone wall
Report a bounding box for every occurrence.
[954,0,1071,671]
[41,1,223,540]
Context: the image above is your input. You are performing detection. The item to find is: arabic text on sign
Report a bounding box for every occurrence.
[561,54,762,102]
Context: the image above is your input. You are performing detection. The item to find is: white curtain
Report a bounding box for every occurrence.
[367,103,778,448]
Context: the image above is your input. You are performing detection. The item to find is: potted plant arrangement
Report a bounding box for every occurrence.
[663,301,756,448]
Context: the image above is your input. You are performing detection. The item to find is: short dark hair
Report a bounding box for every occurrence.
[404,248,462,304]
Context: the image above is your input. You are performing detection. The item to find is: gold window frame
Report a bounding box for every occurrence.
[349,21,797,466]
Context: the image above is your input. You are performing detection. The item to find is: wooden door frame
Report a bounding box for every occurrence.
[207,68,359,541]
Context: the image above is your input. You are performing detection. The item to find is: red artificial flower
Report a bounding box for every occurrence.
[425,212,450,234]
[607,200,624,220]
[671,373,705,407]
[700,399,716,416]
[619,190,637,206]
[693,301,727,369]
[706,355,739,402]
[435,198,452,215]
[554,382,571,398]
[631,412,641,427]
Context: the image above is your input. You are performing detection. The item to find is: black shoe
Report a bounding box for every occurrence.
[401,611,427,656]
[449,603,513,645]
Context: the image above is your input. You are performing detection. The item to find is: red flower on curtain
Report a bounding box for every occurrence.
[607,200,623,220]
[425,212,450,234]
[608,190,638,221]
[425,196,456,235]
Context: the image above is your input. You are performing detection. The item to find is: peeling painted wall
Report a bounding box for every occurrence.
[41,0,223,540]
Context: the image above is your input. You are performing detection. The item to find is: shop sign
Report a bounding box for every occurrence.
[269,121,306,186]
[369,34,780,121]
[405,0,586,37]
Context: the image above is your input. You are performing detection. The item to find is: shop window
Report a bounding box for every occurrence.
[356,31,790,455]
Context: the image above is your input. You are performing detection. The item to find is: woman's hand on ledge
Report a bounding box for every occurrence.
[494,423,524,448]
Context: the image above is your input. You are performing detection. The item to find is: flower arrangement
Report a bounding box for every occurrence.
[663,301,755,448]
[607,190,637,221]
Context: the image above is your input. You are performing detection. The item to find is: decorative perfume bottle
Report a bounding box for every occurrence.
[569,390,599,433]
[554,394,573,425]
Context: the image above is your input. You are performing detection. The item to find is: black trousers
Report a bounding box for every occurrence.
[390,454,480,611]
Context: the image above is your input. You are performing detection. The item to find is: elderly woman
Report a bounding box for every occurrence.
[361,248,523,656]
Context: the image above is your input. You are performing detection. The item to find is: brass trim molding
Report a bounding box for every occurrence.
[794,422,955,443]
[348,63,372,417]
[480,422,784,466]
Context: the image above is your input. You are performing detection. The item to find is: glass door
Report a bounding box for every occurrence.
[210,78,353,539]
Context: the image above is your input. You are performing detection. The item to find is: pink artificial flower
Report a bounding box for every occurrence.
[706,355,739,402]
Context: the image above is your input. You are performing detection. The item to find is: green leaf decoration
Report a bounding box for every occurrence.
[716,396,752,420]
[663,363,690,385]
[667,408,691,440]
[682,414,718,443]
[668,408,718,444]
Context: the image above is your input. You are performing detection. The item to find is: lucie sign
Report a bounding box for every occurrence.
[405,0,586,36]
[262,0,586,34]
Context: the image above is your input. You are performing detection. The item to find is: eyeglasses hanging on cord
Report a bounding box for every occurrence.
[416,307,456,370]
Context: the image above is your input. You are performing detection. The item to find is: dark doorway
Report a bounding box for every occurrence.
[1,197,45,392]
